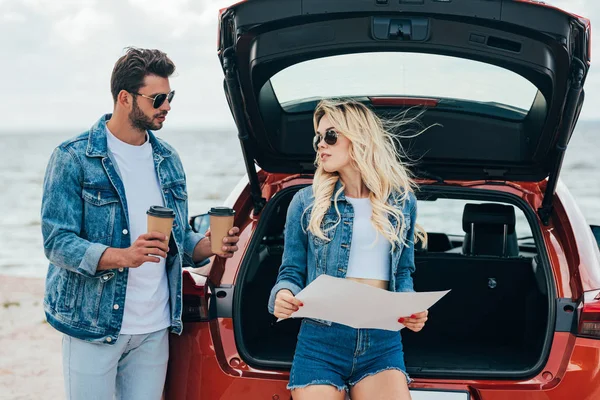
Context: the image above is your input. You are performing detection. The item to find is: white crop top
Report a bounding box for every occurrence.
[345,197,392,281]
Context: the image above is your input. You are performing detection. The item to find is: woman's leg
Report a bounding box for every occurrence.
[292,385,347,400]
[288,320,353,399]
[348,328,412,400]
[350,369,412,400]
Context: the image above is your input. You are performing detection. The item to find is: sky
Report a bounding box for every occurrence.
[0,0,597,133]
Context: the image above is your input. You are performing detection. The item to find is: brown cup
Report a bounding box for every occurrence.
[147,206,176,246]
[208,207,235,255]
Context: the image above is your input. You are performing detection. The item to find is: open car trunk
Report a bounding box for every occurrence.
[218,0,590,222]
[217,0,585,381]
[233,185,552,379]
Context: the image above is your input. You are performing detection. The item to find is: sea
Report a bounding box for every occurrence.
[0,121,598,277]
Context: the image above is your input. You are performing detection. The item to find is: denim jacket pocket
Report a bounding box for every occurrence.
[87,273,114,327]
[60,272,81,311]
[63,273,115,327]
[82,187,119,207]
[312,214,338,245]
[81,187,119,242]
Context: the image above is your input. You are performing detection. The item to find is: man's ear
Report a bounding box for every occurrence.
[116,90,133,109]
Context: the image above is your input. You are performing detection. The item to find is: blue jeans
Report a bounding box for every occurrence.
[289,319,410,392]
[62,328,169,400]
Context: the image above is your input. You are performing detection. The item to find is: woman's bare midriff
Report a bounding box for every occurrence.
[346,277,389,290]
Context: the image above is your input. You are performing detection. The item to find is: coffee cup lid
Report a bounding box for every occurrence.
[147,206,176,218]
[208,207,235,217]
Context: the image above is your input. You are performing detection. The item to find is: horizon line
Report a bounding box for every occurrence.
[3,117,600,135]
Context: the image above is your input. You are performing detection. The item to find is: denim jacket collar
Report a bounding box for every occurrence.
[85,114,173,158]
[329,179,347,202]
[329,178,403,207]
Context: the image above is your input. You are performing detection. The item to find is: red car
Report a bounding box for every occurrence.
[166,0,600,398]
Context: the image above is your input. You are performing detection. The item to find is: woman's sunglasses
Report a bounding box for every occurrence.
[313,129,339,152]
[133,90,175,109]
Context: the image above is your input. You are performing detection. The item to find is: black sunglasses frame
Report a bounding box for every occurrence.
[313,129,339,152]
[133,90,175,109]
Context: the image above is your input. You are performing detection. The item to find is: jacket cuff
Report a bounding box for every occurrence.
[268,280,304,314]
[185,231,206,259]
[194,257,211,268]
[79,243,109,277]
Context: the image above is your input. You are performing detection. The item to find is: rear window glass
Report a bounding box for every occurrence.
[417,198,533,241]
[270,52,538,117]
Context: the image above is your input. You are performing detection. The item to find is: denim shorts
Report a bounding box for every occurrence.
[288,319,410,392]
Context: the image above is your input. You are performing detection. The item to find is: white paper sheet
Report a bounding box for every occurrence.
[281,274,450,331]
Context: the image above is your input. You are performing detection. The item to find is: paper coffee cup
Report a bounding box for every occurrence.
[147,206,176,246]
[208,207,235,255]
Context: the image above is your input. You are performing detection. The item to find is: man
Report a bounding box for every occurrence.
[41,47,240,399]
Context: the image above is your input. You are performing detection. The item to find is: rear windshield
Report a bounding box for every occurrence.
[417,198,533,241]
[270,52,538,118]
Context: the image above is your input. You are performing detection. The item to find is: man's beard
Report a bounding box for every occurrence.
[129,97,166,131]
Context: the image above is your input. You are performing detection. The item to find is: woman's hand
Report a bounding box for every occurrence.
[273,289,303,320]
[398,310,428,332]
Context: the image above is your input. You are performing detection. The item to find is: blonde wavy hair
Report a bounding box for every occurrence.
[307,99,427,251]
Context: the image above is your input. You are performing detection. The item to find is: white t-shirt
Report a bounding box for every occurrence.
[345,197,392,281]
[106,125,171,334]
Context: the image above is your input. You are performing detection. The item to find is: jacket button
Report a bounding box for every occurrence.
[113,304,119,310]
[118,268,124,272]
[106,337,112,343]
[122,229,128,235]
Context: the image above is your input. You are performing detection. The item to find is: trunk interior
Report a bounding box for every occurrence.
[234,186,551,378]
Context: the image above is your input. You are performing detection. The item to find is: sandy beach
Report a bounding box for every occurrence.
[0,275,63,400]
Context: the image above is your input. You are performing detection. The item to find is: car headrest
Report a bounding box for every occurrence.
[418,232,453,252]
[462,203,518,257]
[462,203,516,234]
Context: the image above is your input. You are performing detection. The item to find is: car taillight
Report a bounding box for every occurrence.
[579,290,600,339]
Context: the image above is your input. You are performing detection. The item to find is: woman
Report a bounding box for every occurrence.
[267,99,429,400]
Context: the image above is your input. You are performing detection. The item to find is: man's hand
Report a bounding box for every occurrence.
[97,231,169,271]
[205,227,240,258]
[273,289,303,320]
[120,231,170,267]
[398,310,428,332]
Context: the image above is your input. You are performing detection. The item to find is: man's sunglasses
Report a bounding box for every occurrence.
[133,90,175,109]
[313,129,339,152]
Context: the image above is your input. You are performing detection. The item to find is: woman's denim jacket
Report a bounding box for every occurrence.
[41,114,208,344]
[268,182,417,317]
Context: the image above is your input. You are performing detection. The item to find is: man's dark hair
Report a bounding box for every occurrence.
[110,47,176,103]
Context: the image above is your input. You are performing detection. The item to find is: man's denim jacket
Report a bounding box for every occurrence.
[268,183,417,317]
[41,114,208,344]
